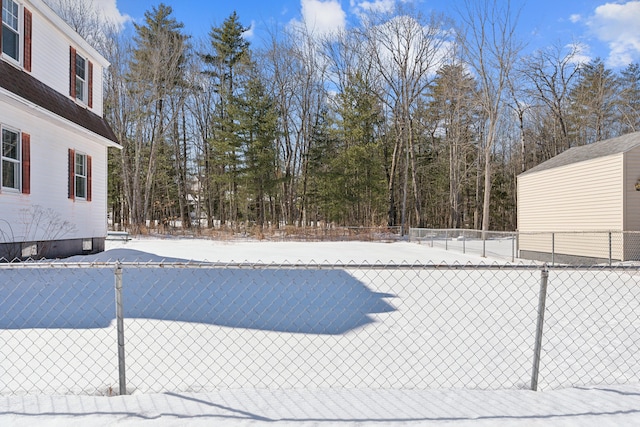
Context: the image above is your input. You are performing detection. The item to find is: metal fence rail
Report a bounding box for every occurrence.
[409,228,640,264]
[409,228,518,261]
[1,261,640,396]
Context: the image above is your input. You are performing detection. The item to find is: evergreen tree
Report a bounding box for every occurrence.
[568,58,619,145]
[306,109,341,225]
[234,69,279,228]
[617,63,640,133]
[201,12,251,227]
[334,72,387,226]
[118,4,189,231]
[429,63,480,228]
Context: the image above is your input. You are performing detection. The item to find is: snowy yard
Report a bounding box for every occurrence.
[1,238,640,426]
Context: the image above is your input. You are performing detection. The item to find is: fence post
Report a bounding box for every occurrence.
[551,233,555,266]
[463,232,466,254]
[511,233,515,263]
[115,262,127,395]
[609,232,612,266]
[531,264,549,391]
[482,232,486,258]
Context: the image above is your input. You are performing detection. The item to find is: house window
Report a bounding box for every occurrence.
[2,0,20,62]
[75,152,87,199]
[75,54,87,103]
[1,127,20,190]
[70,47,93,107]
[68,149,91,201]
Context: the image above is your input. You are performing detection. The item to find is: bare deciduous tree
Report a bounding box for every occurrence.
[457,0,522,233]
[521,42,582,157]
[361,7,450,232]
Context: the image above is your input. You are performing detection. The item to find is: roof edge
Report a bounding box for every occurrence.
[29,0,110,68]
[518,132,640,177]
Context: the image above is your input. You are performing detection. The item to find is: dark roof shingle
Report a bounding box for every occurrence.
[520,132,640,176]
[0,60,118,145]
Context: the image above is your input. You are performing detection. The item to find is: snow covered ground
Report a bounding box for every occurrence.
[2,237,640,426]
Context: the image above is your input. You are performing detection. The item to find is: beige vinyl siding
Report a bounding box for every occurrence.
[623,147,640,260]
[624,147,640,231]
[518,154,624,260]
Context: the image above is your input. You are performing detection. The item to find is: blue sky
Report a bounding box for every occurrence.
[92,0,640,68]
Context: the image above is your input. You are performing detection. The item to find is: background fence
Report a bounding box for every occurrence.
[1,261,640,396]
[409,229,640,264]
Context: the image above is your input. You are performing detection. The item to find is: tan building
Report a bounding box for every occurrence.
[517,132,640,263]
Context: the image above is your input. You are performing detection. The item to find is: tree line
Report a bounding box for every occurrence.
[49,1,640,234]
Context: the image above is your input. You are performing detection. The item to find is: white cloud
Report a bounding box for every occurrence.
[369,15,451,80]
[92,0,130,28]
[356,0,395,14]
[569,14,582,23]
[44,0,130,30]
[244,20,256,39]
[351,0,419,21]
[567,42,593,66]
[293,0,346,38]
[587,1,640,67]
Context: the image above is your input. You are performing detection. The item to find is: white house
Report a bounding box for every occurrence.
[0,0,119,260]
[517,131,640,263]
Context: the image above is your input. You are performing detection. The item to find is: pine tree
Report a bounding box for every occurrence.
[429,64,480,228]
[335,72,386,226]
[617,63,640,133]
[568,58,619,144]
[234,69,279,229]
[117,4,189,231]
[201,12,251,227]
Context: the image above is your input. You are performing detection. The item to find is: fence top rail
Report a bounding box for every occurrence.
[409,228,640,235]
[0,260,639,271]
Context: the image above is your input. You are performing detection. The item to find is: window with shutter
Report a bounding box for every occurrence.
[69,149,91,201]
[1,0,20,63]
[1,126,21,191]
[75,54,86,102]
[75,151,86,199]
[70,47,93,106]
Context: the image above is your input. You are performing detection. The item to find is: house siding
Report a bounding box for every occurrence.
[26,1,104,116]
[624,147,640,231]
[518,154,624,261]
[0,0,115,260]
[623,147,640,259]
[0,92,108,246]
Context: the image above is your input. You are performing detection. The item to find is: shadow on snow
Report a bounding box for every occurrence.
[0,249,395,334]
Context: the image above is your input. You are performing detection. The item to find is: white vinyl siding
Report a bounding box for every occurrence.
[20,2,105,115]
[0,101,108,243]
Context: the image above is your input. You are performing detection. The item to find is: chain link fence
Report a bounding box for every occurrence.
[409,228,518,261]
[409,229,640,264]
[1,261,640,396]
